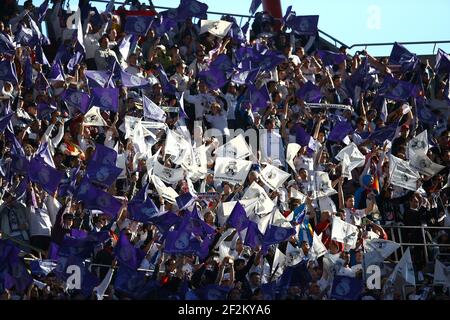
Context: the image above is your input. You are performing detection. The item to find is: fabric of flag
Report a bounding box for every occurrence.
[152,15,177,37]
[86,160,122,187]
[245,83,270,110]
[37,103,57,120]
[128,184,159,223]
[249,0,262,14]
[200,20,233,38]
[85,70,114,88]
[48,61,65,81]
[331,216,359,249]
[0,33,16,56]
[120,70,150,88]
[67,51,85,73]
[244,221,263,249]
[23,56,33,89]
[143,95,167,122]
[0,113,13,133]
[435,48,450,75]
[263,225,295,249]
[285,15,319,36]
[57,231,110,259]
[149,211,182,235]
[251,50,287,72]
[296,81,323,103]
[227,201,250,231]
[30,260,57,277]
[36,0,50,23]
[61,89,91,113]
[210,54,234,73]
[214,157,253,185]
[0,60,18,84]
[295,124,313,147]
[277,260,311,289]
[28,157,64,195]
[176,191,197,211]
[366,122,398,146]
[317,50,346,66]
[389,155,420,191]
[345,58,375,97]
[259,163,291,191]
[297,217,314,246]
[292,203,306,224]
[416,97,438,125]
[91,144,117,167]
[156,65,177,95]
[328,121,354,142]
[75,177,122,218]
[330,276,363,300]
[114,231,146,270]
[90,87,119,112]
[380,75,419,101]
[388,42,419,72]
[176,0,208,21]
[114,264,149,299]
[164,228,198,255]
[198,68,228,90]
[195,284,230,300]
[36,142,56,168]
[124,15,153,36]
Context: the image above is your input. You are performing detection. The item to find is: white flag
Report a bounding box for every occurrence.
[285,242,303,266]
[286,143,301,172]
[200,20,233,38]
[331,216,359,249]
[242,181,275,216]
[388,247,416,287]
[132,122,147,154]
[272,208,292,228]
[290,188,306,202]
[310,232,327,260]
[335,142,365,172]
[363,239,400,266]
[151,174,179,204]
[141,121,167,130]
[407,130,428,158]
[83,107,107,126]
[313,171,337,198]
[214,157,252,185]
[143,95,167,122]
[216,134,253,160]
[165,129,191,165]
[341,152,352,180]
[317,196,337,213]
[123,115,141,139]
[259,163,291,191]
[433,259,450,288]
[153,160,185,185]
[272,247,286,277]
[217,201,237,227]
[409,152,445,177]
[389,155,420,191]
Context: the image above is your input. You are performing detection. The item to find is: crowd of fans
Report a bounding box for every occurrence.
[0,0,449,300]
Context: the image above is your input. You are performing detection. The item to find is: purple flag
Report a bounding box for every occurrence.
[35,72,50,91]
[35,45,50,66]
[120,70,150,88]
[244,221,263,249]
[67,51,84,73]
[164,229,198,255]
[296,81,323,103]
[282,5,293,24]
[48,61,65,81]
[317,50,346,66]
[380,76,419,101]
[85,70,114,88]
[0,60,18,84]
[210,54,234,73]
[249,0,262,14]
[36,0,50,23]
[86,160,122,188]
[0,113,13,133]
[263,225,295,249]
[196,284,230,300]
[90,87,119,112]
[128,197,159,223]
[246,83,270,110]
[366,122,398,146]
[330,275,363,300]
[114,231,146,270]
[149,211,182,235]
[328,121,354,142]
[0,33,16,56]
[156,65,177,95]
[37,102,57,120]
[345,58,375,98]
[227,202,249,231]
[176,0,208,21]
[389,42,419,72]
[28,157,64,195]
[91,144,117,166]
[295,124,313,147]
[75,177,122,219]
[124,16,154,36]
[253,50,287,71]
[61,89,91,114]
[153,15,177,37]
[198,68,228,90]
[176,191,197,211]
[36,142,55,168]
[23,56,33,89]
[435,48,450,75]
[9,258,33,294]
[286,15,319,36]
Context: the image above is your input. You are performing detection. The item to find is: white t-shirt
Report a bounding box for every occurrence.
[29,206,52,237]
[205,113,230,137]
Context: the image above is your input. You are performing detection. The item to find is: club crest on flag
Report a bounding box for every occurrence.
[274,228,288,241]
[96,167,110,182]
[162,168,173,178]
[97,194,111,208]
[410,140,426,150]
[100,94,113,107]
[69,92,82,105]
[419,159,429,169]
[224,162,238,177]
[266,170,276,180]
[175,232,190,250]
[130,75,142,86]
[335,277,352,296]
[134,19,147,34]
[401,174,409,182]
[85,114,98,123]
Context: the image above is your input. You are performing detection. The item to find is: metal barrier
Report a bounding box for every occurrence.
[381,225,450,265]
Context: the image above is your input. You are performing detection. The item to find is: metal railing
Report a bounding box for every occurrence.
[348,40,450,55]
[381,225,450,265]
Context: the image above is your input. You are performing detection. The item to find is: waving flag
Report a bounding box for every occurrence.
[176,0,208,21]
[86,160,122,187]
[75,178,122,218]
[0,61,18,84]
[380,75,419,101]
[37,103,57,120]
[389,42,419,72]
[114,231,146,270]
[278,260,311,289]
[0,113,13,133]
[120,71,150,88]
[227,201,250,231]
[90,87,119,112]
[124,15,154,36]
[143,95,167,122]
[156,65,177,95]
[91,144,117,167]
[85,70,114,88]
[317,50,346,66]
[389,155,421,191]
[214,157,252,185]
[245,83,270,110]
[0,33,16,56]
[296,81,323,103]
[198,68,228,90]
[244,221,263,249]
[259,163,291,191]
[28,157,64,195]
[200,20,233,38]
[366,122,398,146]
[330,276,363,300]
[249,0,262,14]
[149,211,182,235]
[435,49,450,75]
[328,121,354,142]
[263,225,295,249]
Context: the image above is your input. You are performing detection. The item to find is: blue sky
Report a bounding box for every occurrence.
[22,0,450,56]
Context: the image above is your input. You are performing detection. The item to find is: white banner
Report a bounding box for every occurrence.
[286,143,301,172]
[165,129,191,165]
[141,121,168,130]
[341,152,352,180]
[313,171,337,198]
[123,115,141,139]
[407,130,428,159]
[214,157,252,185]
[305,102,353,110]
[216,134,253,160]
[242,181,275,217]
[151,174,179,204]
[310,232,327,260]
[290,188,306,202]
[143,95,167,122]
[200,20,233,38]
[389,155,420,191]
[259,163,291,191]
[331,216,359,249]
[335,142,365,172]
[409,152,445,177]
[153,160,185,185]
[83,107,107,126]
